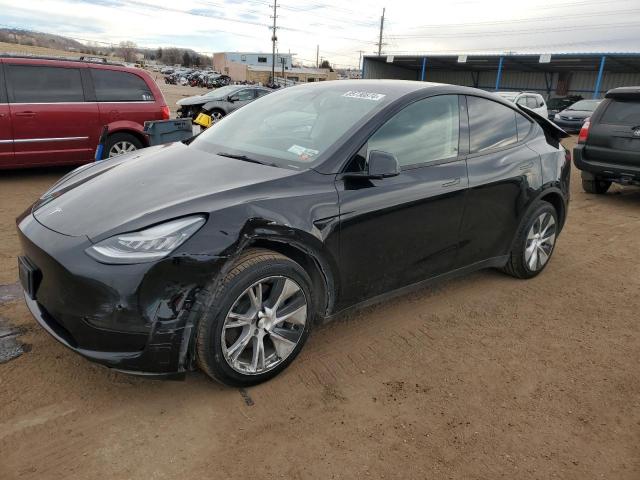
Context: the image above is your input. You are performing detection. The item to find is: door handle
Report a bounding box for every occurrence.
[442,177,461,187]
[15,111,36,117]
[519,161,534,170]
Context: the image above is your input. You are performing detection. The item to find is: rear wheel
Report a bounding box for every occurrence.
[105,133,143,158]
[503,202,558,279]
[582,177,611,194]
[196,249,314,387]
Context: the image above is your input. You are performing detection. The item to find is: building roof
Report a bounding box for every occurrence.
[364,53,640,73]
[248,65,330,74]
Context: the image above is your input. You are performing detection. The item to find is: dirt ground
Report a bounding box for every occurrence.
[1,85,639,479]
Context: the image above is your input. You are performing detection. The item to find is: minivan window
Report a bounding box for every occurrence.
[91,69,154,102]
[526,97,538,109]
[468,96,518,152]
[7,65,84,103]
[600,100,640,125]
[367,95,460,167]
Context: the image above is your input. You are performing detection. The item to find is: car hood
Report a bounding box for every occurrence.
[559,109,591,119]
[32,143,297,240]
[177,94,222,106]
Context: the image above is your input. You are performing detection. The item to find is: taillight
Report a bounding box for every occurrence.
[160,105,171,120]
[578,118,590,144]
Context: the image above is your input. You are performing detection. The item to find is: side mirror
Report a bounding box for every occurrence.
[227,95,239,102]
[343,150,400,180]
[367,150,400,179]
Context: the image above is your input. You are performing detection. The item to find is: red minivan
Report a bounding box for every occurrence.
[0,55,170,169]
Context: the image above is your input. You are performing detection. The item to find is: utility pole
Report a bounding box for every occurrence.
[358,50,365,72]
[270,1,278,84]
[316,45,319,68]
[377,7,385,56]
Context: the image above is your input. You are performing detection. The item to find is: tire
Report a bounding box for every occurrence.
[209,109,225,122]
[582,178,611,194]
[502,201,559,279]
[105,132,143,159]
[195,249,314,387]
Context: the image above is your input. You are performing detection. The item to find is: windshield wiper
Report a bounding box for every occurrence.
[216,152,275,166]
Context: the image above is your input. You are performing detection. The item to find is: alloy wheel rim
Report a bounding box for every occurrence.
[525,212,556,271]
[108,141,137,157]
[221,276,307,375]
[212,112,223,121]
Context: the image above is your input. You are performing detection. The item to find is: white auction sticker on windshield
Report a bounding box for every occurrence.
[288,145,319,160]
[342,91,386,101]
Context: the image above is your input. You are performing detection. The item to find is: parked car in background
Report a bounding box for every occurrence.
[496,91,548,118]
[552,99,601,132]
[547,95,583,119]
[176,85,272,121]
[17,80,570,386]
[0,55,170,169]
[574,86,640,193]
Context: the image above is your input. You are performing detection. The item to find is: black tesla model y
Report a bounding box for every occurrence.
[17,80,570,386]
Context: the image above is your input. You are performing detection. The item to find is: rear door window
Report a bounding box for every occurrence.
[600,100,640,125]
[526,96,538,108]
[467,96,518,152]
[6,65,84,103]
[91,69,154,102]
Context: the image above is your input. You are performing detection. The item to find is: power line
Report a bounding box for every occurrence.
[388,21,640,39]
[396,5,640,31]
[381,35,640,55]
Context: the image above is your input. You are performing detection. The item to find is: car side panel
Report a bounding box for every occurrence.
[0,61,15,168]
[456,142,543,267]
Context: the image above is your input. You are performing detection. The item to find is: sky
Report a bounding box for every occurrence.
[1,0,639,69]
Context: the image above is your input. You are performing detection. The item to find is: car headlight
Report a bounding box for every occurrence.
[86,216,206,264]
[554,114,561,120]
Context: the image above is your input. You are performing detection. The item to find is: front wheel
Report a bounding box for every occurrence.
[195,249,314,387]
[503,202,559,279]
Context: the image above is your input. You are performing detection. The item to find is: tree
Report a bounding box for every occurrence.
[320,59,334,72]
[118,41,137,62]
[156,47,163,62]
[182,51,191,67]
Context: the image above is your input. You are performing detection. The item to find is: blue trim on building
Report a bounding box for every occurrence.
[593,56,606,99]
[494,56,504,91]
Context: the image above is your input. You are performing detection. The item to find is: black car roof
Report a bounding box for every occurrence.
[289,79,516,105]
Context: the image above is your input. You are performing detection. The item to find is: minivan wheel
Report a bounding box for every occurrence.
[582,178,611,194]
[105,133,143,158]
[503,202,558,279]
[195,249,314,387]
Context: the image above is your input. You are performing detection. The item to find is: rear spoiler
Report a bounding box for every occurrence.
[606,86,640,100]
[517,105,569,143]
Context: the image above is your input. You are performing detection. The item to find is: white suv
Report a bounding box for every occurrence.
[496,91,548,118]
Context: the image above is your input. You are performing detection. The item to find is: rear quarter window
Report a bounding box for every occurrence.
[91,69,154,102]
[6,65,84,103]
[600,99,640,125]
[467,96,518,153]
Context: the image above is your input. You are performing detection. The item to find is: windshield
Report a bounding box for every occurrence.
[204,85,240,99]
[568,100,600,111]
[190,83,392,169]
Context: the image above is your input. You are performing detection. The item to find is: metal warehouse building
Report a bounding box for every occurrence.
[362,53,640,99]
